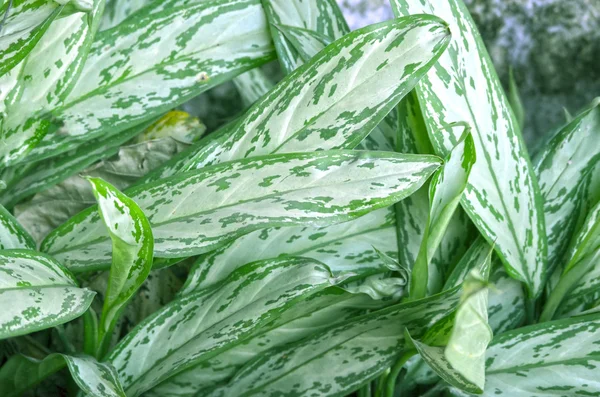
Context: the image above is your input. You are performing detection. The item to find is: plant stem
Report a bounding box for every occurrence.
[385,350,416,397]
[374,368,390,397]
[83,308,98,357]
[540,263,589,323]
[357,382,371,397]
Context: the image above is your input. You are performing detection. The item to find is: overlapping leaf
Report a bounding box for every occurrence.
[108,256,338,396]
[0,250,95,339]
[391,0,548,298]
[25,0,275,163]
[0,205,34,249]
[42,151,441,271]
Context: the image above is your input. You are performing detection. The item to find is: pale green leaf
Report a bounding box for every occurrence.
[25,0,275,163]
[232,68,275,108]
[0,204,34,249]
[108,256,338,396]
[391,0,548,298]
[88,177,153,356]
[41,151,441,272]
[0,353,125,397]
[0,249,95,339]
[507,68,524,130]
[207,286,462,397]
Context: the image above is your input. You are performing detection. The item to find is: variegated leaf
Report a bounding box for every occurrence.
[88,178,153,356]
[232,68,275,108]
[0,249,95,339]
[42,151,441,271]
[147,287,392,396]
[1,0,105,165]
[207,287,461,397]
[482,314,600,396]
[261,0,348,74]
[108,256,338,396]
[410,130,475,299]
[181,15,450,171]
[391,0,548,298]
[100,0,149,30]
[181,207,397,294]
[14,113,201,243]
[535,99,600,272]
[26,0,275,163]
[0,204,34,249]
[0,353,125,397]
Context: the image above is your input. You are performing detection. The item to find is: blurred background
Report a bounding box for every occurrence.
[337,0,600,152]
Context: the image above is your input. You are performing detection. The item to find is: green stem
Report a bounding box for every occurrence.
[525,295,537,325]
[540,263,589,323]
[385,350,416,397]
[357,382,371,397]
[83,308,98,357]
[374,369,390,397]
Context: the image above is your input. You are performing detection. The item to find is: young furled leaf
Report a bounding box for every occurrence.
[0,204,35,249]
[391,0,548,298]
[208,286,462,397]
[108,256,339,396]
[25,0,275,163]
[410,130,476,299]
[0,250,95,339]
[41,151,441,271]
[87,177,153,357]
[181,15,450,170]
[1,0,105,166]
[0,353,125,397]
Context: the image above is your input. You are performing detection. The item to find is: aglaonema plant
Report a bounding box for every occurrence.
[0,0,598,396]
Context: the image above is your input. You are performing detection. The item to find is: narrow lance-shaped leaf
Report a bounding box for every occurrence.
[534,99,600,273]
[410,129,476,299]
[88,177,153,357]
[0,250,95,339]
[208,286,462,397]
[182,15,450,171]
[391,0,548,298]
[0,204,35,249]
[148,287,394,396]
[0,352,125,397]
[25,0,275,163]
[481,313,600,396]
[1,0,105,165]
[181,206,398,295]
[411,248,493,394]
[42,151,441,272]
[108,256,339,396]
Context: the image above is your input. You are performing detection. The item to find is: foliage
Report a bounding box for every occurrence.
[0,0,598,396]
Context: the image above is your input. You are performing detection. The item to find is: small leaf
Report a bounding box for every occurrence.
[0,204,35,250]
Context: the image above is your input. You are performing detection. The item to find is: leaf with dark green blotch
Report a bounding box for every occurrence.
[0,204,35,250]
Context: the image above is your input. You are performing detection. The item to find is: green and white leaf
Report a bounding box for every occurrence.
[42,151,441,271]
[0,204,34,249]
[88,177,153,356]
[0,250,95,339]
[14,113,201,243]
[232,68,275,108]
[181,15,450,170]
[0,353,125,397]
[100,0,149,30]
[108,256,338,396]
[534,99,600,271]
[148,287,392,396]
[26,0,275,163]
[207,286,462,397]
[391,0,548,298]
[1,0,105,165]
[410,130,476,299]
[181,207,397,294]
[482,313,600,396]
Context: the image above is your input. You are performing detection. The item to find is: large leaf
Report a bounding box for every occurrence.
[1,0,105,165]
[0,353,125,397]
[207,286,461,397]
[391,0,548,298]
[0,204,34,249]
[108,256,338,396]
[88,177,153,356]
[25,0,275,163]
[41,150,441,271]
[534,100,600,271]
[14,113,201,243]
[181,15,450,171]
[181,206,397,294]
[481,314,600,396]
[0,250,95,339]
[410,130,475,299]
[148,287,393,396]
